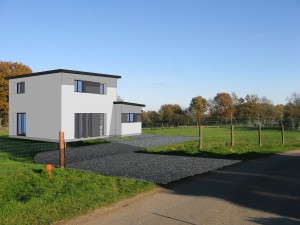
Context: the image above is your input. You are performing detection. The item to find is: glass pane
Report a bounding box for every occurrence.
[74,80,78,92]
[78,81,83,92]
[17,83,21,94]
[100,84,104,94]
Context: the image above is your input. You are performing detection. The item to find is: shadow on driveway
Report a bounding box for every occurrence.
[162,152,300,222]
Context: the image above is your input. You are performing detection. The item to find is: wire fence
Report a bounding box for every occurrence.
[142,117,300,130]
[0,137,58,162]
[142,123,300,147]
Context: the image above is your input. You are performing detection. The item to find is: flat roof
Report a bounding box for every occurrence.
[5,69,122,80]
[113,101,146,107]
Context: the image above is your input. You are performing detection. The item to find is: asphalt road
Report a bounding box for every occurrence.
[56,150,300,225]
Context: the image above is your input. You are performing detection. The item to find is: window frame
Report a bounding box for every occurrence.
[17,82,25,94]
[74,80,83,92]
[17,113,26,136]
[100,83,105,95]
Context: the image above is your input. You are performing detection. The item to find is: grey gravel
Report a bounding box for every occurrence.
[35,135,240,184]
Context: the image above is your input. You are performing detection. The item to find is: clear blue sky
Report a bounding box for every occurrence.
[1,0,299,111]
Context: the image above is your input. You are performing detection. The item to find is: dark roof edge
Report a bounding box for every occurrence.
[4,69,122,80]
[113,101,146,107]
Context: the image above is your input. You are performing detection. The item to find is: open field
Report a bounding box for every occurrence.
[143,126,300,160]
[0,129,155,225]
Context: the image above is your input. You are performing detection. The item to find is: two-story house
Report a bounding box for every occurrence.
[6,69,145,142]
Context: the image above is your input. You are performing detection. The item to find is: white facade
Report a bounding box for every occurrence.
[8,69,145,142]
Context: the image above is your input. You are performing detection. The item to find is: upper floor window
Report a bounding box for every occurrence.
[74,80,105,95]
[17,82,25,94]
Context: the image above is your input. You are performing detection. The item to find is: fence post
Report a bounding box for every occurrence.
[258,125,262,146]
[231,125,234,146]
[59,131,65,168]
[281,123,285,145]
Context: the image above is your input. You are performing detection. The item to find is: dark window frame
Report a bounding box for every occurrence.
[74,80,83,92]
[17,113,26,136]
[17,82,25,94]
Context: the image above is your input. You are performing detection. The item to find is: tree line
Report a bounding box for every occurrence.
[142,92,300,130]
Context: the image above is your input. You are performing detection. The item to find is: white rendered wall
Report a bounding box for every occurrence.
[9,74,61,141]
[60,73,117,140]
[114,104,142,136]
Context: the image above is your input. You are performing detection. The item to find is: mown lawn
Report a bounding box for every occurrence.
[143,126,300,160]
[0,128,156,225]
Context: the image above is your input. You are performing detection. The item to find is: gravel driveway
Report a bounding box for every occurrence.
[35,135,240,184]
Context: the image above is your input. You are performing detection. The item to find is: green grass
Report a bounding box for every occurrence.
[0,128,8,137]
[143,126,300,160]
[0,129,156,225]
[0,153,155,225]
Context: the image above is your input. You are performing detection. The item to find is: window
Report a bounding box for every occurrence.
[17,82,25,94]
[122,113,142,123]
[75,80,106,95]
[17,113,26,136]
[74,80,83,92]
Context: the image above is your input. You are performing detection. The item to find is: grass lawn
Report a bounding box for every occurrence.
[143,126,300,160]
[0,129,156,225]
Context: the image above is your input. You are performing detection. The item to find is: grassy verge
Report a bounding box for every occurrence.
[143,127,300,160]
[142,140,300,160]
[0,152,156,225]
[0,129,156,225]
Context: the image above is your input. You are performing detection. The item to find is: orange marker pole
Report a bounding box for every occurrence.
[46,164,53,179]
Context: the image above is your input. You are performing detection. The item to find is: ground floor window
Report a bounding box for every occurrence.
[122,113,142,123]
[17,113,26,136]
[74,113,105,138]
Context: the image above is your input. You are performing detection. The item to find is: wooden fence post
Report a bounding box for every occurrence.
[199,125,203,150]
[59,131,65,168]
[282,123,285,145]
[231,125,234,146]
[258,125,262,146]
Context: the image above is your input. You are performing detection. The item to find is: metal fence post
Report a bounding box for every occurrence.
[59,131,65,168]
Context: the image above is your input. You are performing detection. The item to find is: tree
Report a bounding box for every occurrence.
[189,96,207,149]
[0,61,32,125]
[284,92,300,130]
[158,104,183,124]
[211,92,233,121]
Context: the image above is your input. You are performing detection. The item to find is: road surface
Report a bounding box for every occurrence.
[56,150,300,225]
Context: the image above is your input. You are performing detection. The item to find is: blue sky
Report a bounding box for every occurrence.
[0,0,299,111]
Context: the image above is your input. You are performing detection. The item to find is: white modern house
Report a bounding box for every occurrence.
[6,69,145,142]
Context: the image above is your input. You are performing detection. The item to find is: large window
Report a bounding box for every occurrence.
[17,113,26,136]
[74,80,105,94]
[75,113,105,138]
[122,113,142,123]
[17,82,25,94]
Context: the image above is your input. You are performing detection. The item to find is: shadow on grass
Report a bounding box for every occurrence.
[135,149,272,161]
